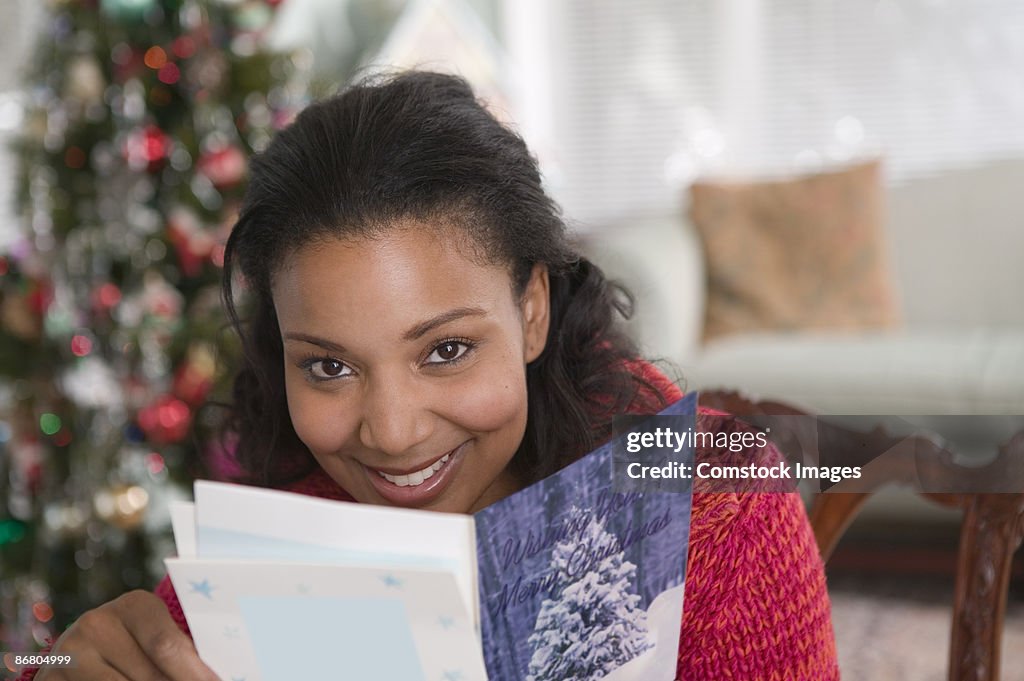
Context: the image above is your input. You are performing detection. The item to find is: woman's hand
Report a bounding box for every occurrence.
[35,590,220,681]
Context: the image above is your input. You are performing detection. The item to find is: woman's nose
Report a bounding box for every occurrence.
[358,372,434,457]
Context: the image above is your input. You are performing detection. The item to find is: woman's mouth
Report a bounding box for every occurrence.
[363,443,466,507]
[375,452,452,487]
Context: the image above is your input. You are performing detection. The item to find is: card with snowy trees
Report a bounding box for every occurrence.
[474,391,697,680]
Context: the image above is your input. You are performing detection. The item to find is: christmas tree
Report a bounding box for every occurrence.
[0,0,306,652]
[526,509,653,680]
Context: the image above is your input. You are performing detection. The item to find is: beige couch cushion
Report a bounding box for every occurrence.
[686,329,1024,415]
[885,158,1024,327]
[689,161,901,343]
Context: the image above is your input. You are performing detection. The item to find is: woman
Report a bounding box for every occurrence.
[29,71,838,680]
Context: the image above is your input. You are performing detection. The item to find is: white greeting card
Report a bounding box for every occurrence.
[167,482,484,681]
[165,558,486,681]
[191,481,478,619]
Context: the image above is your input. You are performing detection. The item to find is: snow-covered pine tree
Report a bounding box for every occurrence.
[525,508,652,680]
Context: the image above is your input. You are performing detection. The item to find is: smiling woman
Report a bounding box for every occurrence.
[219,71,661,502]
[25,71,839,681]
[272,226,547,512]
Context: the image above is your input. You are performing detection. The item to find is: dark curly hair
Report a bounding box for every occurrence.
[221,71,669,488]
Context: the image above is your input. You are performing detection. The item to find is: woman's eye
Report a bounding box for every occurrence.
[426,341,471,364]
[308,358,352,379]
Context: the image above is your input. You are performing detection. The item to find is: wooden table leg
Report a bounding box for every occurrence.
[949,493,1024,681]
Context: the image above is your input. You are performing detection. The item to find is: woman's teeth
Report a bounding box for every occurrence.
[377,453,451,487]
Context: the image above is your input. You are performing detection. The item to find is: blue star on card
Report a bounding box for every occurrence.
[441,671,463,681]
[189,579,215,600]
[380,574,403,588]
[438,615,455,629]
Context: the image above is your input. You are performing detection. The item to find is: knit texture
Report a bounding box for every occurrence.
[20,365,839,680]
[681,467,838,679]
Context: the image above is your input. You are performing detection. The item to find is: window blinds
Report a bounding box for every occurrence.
[536,0,1024,227]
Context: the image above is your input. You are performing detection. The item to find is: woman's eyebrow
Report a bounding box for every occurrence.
[283,333,347,353]
[402,306,487,341]
[282,307,487,351]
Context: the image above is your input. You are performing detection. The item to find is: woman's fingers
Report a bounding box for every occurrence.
[35,590,220,681]
[35,610,140,681]
[35,649,132,681]
[110,590,220,681]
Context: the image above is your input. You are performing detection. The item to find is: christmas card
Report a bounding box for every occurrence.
[166,393,696,680]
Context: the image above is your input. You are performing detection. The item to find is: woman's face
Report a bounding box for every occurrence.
[271,223,550,514]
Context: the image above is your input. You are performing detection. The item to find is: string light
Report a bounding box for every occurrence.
[0,519,26,545]
[143,46,167,69]
[32,603,54,623]
[39,413,61,436]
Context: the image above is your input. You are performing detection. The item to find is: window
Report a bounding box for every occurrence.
[507,0,1024,227]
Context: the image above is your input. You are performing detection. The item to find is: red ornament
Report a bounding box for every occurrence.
[172,344,217,406]
[70,335,93,357]
[52,429,72,448]
[146,452,166,475]
[26,280,53,316]
[92,282,122,312]
[158,62,181,85]
[172,36,197,59]
[172,363,213,406]
[124,125,172,172]
[167,209,215,277]
[137,395,192,444]
[64,146,87,169]
[197,145,247,189]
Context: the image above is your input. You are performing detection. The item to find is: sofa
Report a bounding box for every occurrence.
[581,158,1024,462]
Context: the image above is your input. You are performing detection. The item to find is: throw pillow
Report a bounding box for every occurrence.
[688,160,901,343]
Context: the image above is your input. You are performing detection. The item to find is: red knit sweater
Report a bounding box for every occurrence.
[21,370,840,680]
